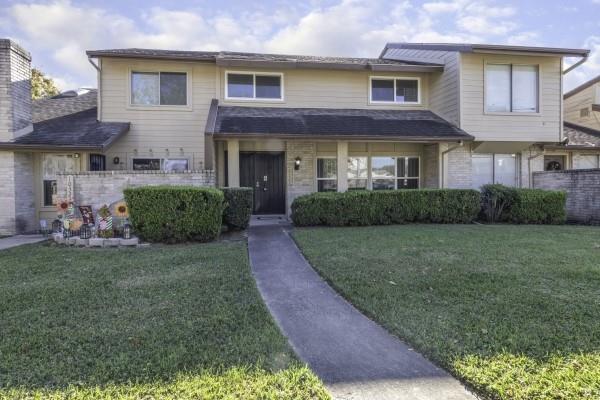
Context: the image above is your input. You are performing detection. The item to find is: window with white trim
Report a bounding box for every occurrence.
[371,156,419,190]
[226,72,282,100]
[316,158,337,192]
[370,77,419,104]
[347,157,368,190]
[132,158,189,171]
[485,64,538,113]
[131,71,187,106]
[471,154,517,189]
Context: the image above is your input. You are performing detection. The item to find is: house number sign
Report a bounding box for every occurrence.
[66,175,74,202]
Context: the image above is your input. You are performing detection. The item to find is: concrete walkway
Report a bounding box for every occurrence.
[248,221,475,400]
[0,234,47,251]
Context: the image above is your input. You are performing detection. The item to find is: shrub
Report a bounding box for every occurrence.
[480,184,518,222]
[291,189,481,226]
[221,187,253,230]
[507,189,566,224]
[124,186,225,243]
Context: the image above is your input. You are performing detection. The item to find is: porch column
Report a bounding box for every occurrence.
[227,139,240,187]
[337,141,348,192]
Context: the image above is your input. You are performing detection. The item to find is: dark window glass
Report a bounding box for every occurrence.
[371,79,394,102]
[133,159,161,171]
[398,178,419,189]
[228,74,254,98]
[397,157,406,177]
[160,72,187,105]
[372,179,395,190]
[396,79,418,102]
[43,180,57,206]
[256,75,281,99]
[89,154,106,171]
[407,157,419,177]
[318,180,337,192]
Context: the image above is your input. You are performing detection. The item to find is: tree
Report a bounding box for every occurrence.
[31,68,59,100]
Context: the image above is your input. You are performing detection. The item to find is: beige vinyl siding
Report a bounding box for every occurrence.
[219,68,430,110]
[99,58,216,171]
[564,83,600,130]
[460,53,562,142]
[384,48,460,125]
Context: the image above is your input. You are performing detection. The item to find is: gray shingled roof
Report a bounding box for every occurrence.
[562,122,600,148]
[86,49,444,71]
[208,104,472,141]
[0,108,130,150]
[32,89,97,123]
[381,43,590,58]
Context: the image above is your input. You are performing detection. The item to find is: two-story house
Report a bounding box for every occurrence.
[0,39,591,234]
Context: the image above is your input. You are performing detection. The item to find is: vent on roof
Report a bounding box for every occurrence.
[51,88,92,99]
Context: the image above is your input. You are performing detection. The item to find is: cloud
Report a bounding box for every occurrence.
[564,36,600,90]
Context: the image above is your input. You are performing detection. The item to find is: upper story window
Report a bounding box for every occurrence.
[485,64,538,113]
[131,71,187,106]
[370,77,420,104]
[225,72,283,100]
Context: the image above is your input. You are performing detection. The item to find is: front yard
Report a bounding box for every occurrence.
[294,225,600,400]
[0,242,328,399]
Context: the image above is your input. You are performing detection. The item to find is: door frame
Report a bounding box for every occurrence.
[239,151,287,215]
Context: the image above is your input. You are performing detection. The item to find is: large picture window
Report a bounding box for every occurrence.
[370,77,419,104]
[485,64,538,113]
[316,158,337,192]
[371,156,419,190]
[226,72,283,100]
[131,71,187,106]
[42,154,78,206]
[472,154,517,189]
[348,157,368,190]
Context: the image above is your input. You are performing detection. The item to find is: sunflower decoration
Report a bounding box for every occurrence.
[70,218,83,232]
[56,199,71,216]
[114,201,129,218]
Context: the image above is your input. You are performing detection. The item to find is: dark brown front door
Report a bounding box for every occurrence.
[240,152,285,214]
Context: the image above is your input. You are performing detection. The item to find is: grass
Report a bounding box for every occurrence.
[293,224,600,400]
[0,242,329,399]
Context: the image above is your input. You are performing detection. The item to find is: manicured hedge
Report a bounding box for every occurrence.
[291,189,481,226]
[221,187,253,230]
[480,184,566,224]
[124,186,225,243]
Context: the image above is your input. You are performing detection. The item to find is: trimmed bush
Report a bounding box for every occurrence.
[480,184,518,222]
[222,187,253,230]
[124,186,225,243]
[507,188,567,224]
[291,189,481,226]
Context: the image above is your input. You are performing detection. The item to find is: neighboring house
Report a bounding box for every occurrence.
[0,38,594,234]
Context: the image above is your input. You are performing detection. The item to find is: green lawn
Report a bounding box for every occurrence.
[0,242,328,399]
[293,225,600,400]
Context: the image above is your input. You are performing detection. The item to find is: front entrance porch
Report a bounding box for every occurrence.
[240,152,286,214]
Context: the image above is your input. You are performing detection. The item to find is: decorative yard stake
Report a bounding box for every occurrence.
[97,204,114,238]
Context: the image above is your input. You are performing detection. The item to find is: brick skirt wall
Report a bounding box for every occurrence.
[56,170,216,210]
[533,169,600,224]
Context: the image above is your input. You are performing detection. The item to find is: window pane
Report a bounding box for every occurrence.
[472,154,493,190]
[407,157,419,177]
[578,155,599,169]
[160,72,187,105]
[398,178,419,189]
[485,64,510,112]
[348,157,368,179]
[131,72,159,105]
[318,180,337,192]
[164,159,189,172]
[133,158,161,171]
[371,79,394,102]
[43,180,57,206]
[228,74,254,98]
[317,158,337,179]
[371,157,395,179]
[396,79,418,102]
[512,65,538,113]
[397,157,406,177]
[495,154,516,186]
[372,179,395,190]
[256,75,281,99]
[348,179,368,190]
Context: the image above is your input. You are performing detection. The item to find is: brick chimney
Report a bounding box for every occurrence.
[0,39,35,235]
[0,39,32,141]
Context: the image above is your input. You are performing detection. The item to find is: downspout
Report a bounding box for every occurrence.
[88,56,101,121]
[563,54,588,75]
[440,141,464,188]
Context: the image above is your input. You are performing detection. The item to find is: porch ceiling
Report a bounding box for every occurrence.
[207,102,473,142]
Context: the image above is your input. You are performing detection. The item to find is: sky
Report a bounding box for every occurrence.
[1,0,599,91]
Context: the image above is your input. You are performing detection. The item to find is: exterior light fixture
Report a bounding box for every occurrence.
[73,153,80,158]
[80,224,92,239]
[52,218,62,233]
[113,156,120,165]
[294,156,301,170]
[122,221,132,240]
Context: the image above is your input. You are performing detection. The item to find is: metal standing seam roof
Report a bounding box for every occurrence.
[0,108,130,151]
[207,101,473,141]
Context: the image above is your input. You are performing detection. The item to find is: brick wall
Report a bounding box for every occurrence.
[423,143,439,188]
[286,141,315,211]
[533,169,600,224]
[56,170,216,211]
[444,144,472,188]
[0,39,31,141]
